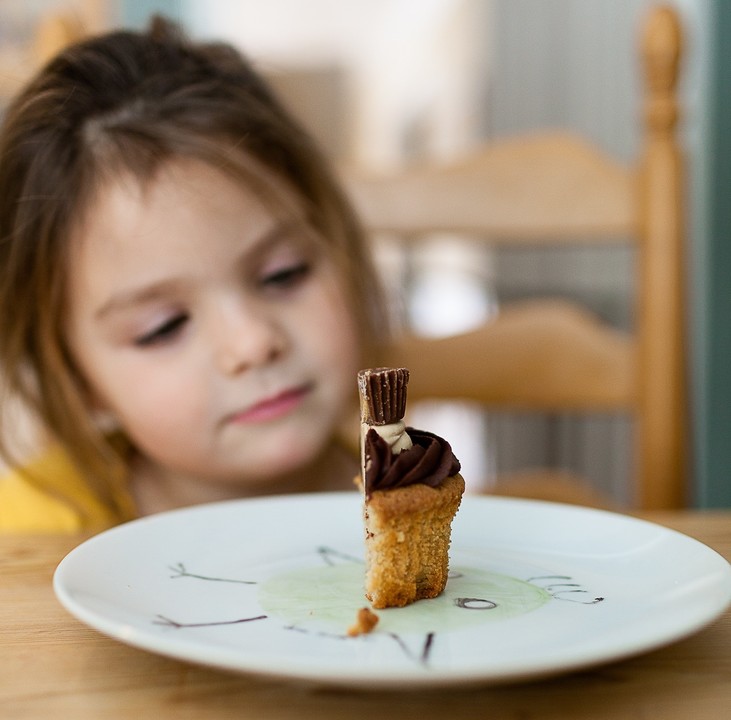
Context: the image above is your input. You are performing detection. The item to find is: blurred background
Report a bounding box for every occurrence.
[1,0,728,507]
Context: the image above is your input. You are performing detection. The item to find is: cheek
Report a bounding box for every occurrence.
[119,383,191,426]
[302,285,361,376]
[110,384,209,464]
[86,357,207,440]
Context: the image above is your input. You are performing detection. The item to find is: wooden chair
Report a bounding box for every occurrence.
[33,13,86,66]
[342,6,686,510]
[0,11,87,106]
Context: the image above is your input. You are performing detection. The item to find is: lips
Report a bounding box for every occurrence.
[228,385,311,424]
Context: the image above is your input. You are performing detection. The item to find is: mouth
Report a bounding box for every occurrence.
[227,384,313,425]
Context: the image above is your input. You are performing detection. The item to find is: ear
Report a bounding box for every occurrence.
[90,408,121,433]
[77,378,120,432]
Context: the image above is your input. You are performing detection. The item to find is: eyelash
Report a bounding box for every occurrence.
[260,261,311,290]
[134,314,188,347]
[131,261,310,347]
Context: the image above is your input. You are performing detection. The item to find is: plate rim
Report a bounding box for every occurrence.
[53,492,731,688]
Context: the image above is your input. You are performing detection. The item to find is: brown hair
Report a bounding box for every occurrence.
[0,17,386,515]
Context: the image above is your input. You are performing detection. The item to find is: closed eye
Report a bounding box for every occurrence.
[260,262,310,290]
[134,314,189,347]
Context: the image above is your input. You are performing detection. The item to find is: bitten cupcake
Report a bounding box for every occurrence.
[356,367,465,609]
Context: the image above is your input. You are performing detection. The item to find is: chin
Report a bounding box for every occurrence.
[263,443,323,478]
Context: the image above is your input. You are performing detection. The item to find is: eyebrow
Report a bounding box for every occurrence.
[94,281,182,321]
[93,222,297,321]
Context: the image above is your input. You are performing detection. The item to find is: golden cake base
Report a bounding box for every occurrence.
[359,473,465,609]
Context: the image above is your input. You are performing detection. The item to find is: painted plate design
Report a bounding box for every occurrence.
[54,493,731,688]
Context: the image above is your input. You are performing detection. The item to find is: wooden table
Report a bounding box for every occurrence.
[2,511,730,719]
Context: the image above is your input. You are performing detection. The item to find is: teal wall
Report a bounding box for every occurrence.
[697,0,731,506]
[120,0,190,29]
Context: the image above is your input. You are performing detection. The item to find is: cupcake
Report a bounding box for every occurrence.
[357,367,464,609]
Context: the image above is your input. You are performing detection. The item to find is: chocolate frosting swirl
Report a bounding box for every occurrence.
[364,427,461,497]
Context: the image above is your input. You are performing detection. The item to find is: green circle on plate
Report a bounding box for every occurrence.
[258,563,550,635]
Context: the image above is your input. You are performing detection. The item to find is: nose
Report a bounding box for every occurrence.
[211,299,286,375]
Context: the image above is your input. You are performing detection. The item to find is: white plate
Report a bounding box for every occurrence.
[54,493,731,688]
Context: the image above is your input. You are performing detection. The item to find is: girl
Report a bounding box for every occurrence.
[0,17,386,532]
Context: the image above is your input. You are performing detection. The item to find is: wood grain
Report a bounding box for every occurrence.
[1,512,729,719]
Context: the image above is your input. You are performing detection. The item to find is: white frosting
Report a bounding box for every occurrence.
[373,420,412,453]
[361,420,412,457]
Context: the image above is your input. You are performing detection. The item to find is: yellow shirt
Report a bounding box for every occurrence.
[0,444,137,533]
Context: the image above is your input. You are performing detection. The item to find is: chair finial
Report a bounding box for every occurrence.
[642,5,683,134]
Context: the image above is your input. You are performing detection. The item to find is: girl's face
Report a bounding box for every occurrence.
[66,159,360,492]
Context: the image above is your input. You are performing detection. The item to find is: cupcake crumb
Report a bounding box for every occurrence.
[347,607,379,636]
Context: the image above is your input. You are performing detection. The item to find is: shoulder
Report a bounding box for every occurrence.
[0,444,132,533]
[0,460,84,533]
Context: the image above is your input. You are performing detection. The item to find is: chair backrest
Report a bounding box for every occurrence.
[33,13,85,66]
[0,12,86,107]
[342,6,686,510]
